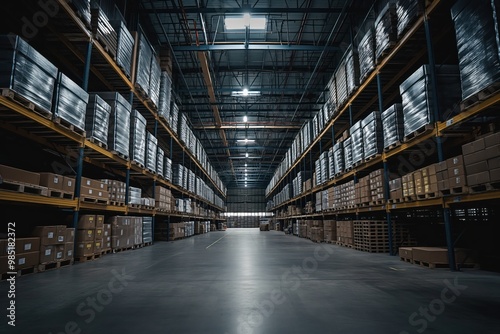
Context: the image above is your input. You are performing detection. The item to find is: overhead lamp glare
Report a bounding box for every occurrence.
[225,14,267,30]
[243,115,248,122]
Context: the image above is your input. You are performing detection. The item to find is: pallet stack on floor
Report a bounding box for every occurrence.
[399,246,479,269]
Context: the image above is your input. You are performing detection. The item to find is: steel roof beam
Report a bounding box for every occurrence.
[173,44,338,51]
[144,8,346,14]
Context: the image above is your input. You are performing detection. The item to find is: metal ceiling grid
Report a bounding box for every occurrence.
[140,0,369,189]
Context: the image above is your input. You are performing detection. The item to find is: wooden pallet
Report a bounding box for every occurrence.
[75,254,99,262]
[400,257,414,264]
[134,83,149,99]
[88,137,108,149]
[403,124,434,142]
[109,200,126,206]
[140,205,155,210]
[111,150,129,161]
[404,195,416,202]
[364,153,382,163]
[80,196,109,205]
[143,241,153,247]
[388,198,404,204]
[369,199,386,206]
[469,182,500,194]
[416,192,439,200]
[0,179,48,196]
[47,188,74,199]
[112,246,135,253]
[1,88,52,118]
[128,203,141,209]
[460,82,500,111]
[1,266,38,280]
[384,141,403,152]
[38,259,73,272]
[375,41,397,64]
[53,117,86,136]
[336,242,354,248]
[130,160,145,169]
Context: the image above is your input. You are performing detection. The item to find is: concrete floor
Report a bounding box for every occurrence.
[2,228,500,334]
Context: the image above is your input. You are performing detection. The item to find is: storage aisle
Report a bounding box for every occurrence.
[2,229,500,334]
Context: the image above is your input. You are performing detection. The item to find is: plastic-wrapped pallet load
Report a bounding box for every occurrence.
[451,0,500,100]
[335,57,348,108]
[90,7,117,59]
[128,186,141,205]
[156,147,164,178]
[173,164,183,187]
[158,72,172,120]
[69,0,91,28]
[182,167,189,190]
[396,0,425,38]
[129,110,147,166]
[320,151,329,182]
[0,35,58,114]
[362,111,383,160]
[134,31,153,96]
[375,2,397,62]
[53,72,89,132]
[315,159,322,186]
[328,147,336,179]
[350,120,364,165]
[382,103,404,149]
[97,92,131,158]
[326,75,337,118]
[344,137,353,170]
[346,45,360,97]
[85,94,111,146]
[170,102,179,133]
[145,132,157,173]
[399,64,461,138]
[333,141,345,175]
[110,20,134,78]
[149,56,161,108]
[142,216,153,243]
[164,157,172,181]
[358,27,376,83]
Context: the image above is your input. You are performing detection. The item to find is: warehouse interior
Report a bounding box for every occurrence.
[1,0,500,333]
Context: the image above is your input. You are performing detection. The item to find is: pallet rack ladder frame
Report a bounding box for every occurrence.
[424,15,456,271]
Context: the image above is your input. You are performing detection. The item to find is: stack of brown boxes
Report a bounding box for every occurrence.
[315,192,323,212]
[33,225,67,264]
[101,179,126,204]
[389,178,403,202]
[0,238,40,274]
[436,160,449,194]
[65,228,75,260]
[463,132,500,189]
[336,220,354,246]
[323,220,337,242]
[304,178,312,192]
[169,222,186,240]
[93,215,104,255]
[304,201,314,214]
[369,169,386,203]
[310,220,324,242]
[109,216,135,249]
[76,215,95,258]
[327,186,335,210]
[446,156,467,193]
[39,173,75,198]
[410,247,478,268]
[402,173,415,201]
[334,180,355,209]
[420,164,438,198]
[298,221,308,238]
[0,164,47,196]
[153,186,172,211]
[80,177,109,203]
[356,175,371,206]
[102,224,111,251]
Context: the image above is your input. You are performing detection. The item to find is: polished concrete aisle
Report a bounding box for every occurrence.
[2,228,500,334]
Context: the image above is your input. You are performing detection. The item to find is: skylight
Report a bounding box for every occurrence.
[225,14,267,30]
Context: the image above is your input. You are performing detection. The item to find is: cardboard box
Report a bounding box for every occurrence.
[449,176,466,187]
[463,151,487,166]
[466,171,490,186]
[427,164,437,176]
[484,132,500,147]
[412,247,448,264]
[80,185,109,199]
[485,144,500,159]
[438,179,450,191]
[399,247,413,260]
[54,244,65,261]
[94,239,103,253]
[56,225,66,243]
[462,138,485,155]
[39,172,63,190]
[95,228,103,239]
[437,170,449,181]
[436,161,447,172]
[76,229,95,242]
[490,168,500,182]
[15,237,40,254]
[39,245,54,263]
[465,161,489,175]
[62,176,75,193]
[446,155,464,168]
[448,165,465,177]
[81,177,105,190]
[33,226,58,245]
[0,164,40,185]
[66,228,75,243]
[64,243,74,259]
[96,215,104,228]
[0,251,40,273]
[488,156,500,169]
[78,215,96,229]
[75,242,94,257]
[429,182,439,193]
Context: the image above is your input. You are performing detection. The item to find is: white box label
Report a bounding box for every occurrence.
[24,243,32,251]
[48,232,54,238]
[18,257,26,265]
[45,249,51,256]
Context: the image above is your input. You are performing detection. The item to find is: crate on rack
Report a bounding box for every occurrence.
[129,109,147,167]
[97,92,131,159]
[85,93,111,147]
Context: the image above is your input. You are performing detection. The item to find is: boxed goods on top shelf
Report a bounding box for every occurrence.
[358,27,376,83]
[53,72,89,132]
[396,0,426,38]
[362,111,384,160]
[134,31,153,96]
[158,71,172,120]
[375,2,397,61]
[129,109,147,166]
[110,19,134,78]
[97,92,131,158]
[382,103,404,150]
[145,132,157,173]
[350,120,364,165]
[90,7,117,59]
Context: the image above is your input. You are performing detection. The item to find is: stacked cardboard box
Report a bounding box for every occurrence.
[304,201,314,214]
[323,220,337,242]
[298,221,308,238]
[169,222,186,240]
[315,192,323,212]
[304,178,312,192]
[326,186,335,210]
[33,225,68,263]
[39,172,74,198]
[0,238,40,274]
[402,173,415,201]
[336,220,354,246]
[410,247,478,268]
[389,178,403,202]
[334,180,355,209]
[415,165,438,199]
[357,175,371,205]
[102,223,111,251]
[310,220,324,242]
[369,169,386,203]
[101,179,126,204]
[80,177,109,203]
[463,133,500,189]
[76,215,95,257]
[109,216,135,250]
[65,228,75,260]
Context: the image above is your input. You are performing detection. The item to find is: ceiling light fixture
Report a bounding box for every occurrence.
[236,138,255,143]
[243,115,248,122]
[224,14,267,30]
[245,152,249,158]
[231,90,261,97]
[242,88,249,96]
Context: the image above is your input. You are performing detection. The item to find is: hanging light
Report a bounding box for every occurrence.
[243,115,248,122]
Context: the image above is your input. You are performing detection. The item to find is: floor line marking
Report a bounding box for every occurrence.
[389,267,399,271]
[206,234,229,249]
